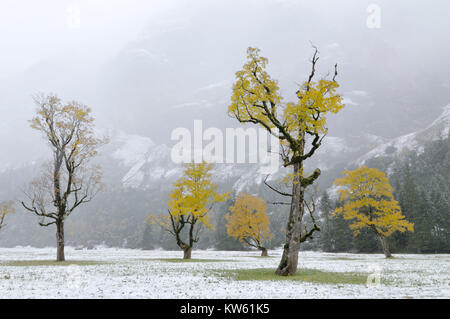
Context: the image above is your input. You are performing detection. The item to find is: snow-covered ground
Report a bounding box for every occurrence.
[0,247,448,299]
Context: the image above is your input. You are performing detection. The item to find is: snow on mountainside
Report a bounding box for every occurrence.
[108,131,178,188]
[9,101,445,196]
[105,130,267,192]
[1,128,377,195]
[104,130,385,192]
[313,134,387,171]
[355,103,450,166]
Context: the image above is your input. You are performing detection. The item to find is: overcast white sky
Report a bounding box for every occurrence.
[0,0,449,165]
[0,0,179,77]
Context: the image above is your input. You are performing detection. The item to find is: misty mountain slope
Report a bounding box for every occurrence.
[99,128,387,194]
[0,105,447,248]
[107,131,269,193]
[3,0,449,153]
[355,103,450,167]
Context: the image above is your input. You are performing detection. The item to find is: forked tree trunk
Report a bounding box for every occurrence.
[183,246,192,259]
[56,221,65,262]
[378,235,392,258]
[276,162,304,276]
[259,247,268,257]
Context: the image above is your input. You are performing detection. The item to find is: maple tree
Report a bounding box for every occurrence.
[228,46,344,275]
[226,193,273,256]
[333,166,414,258]
[21,94,106,261]
[149,163,228,259]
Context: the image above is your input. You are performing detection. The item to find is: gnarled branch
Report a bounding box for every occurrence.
[264,175,292,197]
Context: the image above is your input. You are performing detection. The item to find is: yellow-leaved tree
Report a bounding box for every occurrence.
[0,201,14,232]
[149,163,229,259]
[228,46,344,275]
[226,193,273,256]
[333,166,414,258]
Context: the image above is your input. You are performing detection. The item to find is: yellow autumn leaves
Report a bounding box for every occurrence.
[168,163,229,229]
[148,162,229,231]
[285,80,344,136]
[334,166,414,237]
[29,94,103,161]
[0,201,14,230]
[228,46,344,141]
[226,193,273,247]
[148,163,275,257]
[229,47,281,131]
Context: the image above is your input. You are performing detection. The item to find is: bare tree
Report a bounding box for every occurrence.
[22,94,107,261]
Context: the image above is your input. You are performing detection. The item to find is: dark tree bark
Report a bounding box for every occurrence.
[276,162,304,275]
[0,216,5,232]
[0,211,6,232]
[169,212,198,260]
[21,94,105,262]
[56,221,65,262]
[183,247,193,259]
[243,237,270,257]
[274,162,321,275]
[259,247,269,257]
[378,234,392,258]
[370,222,393,258]
[175,233,194,260]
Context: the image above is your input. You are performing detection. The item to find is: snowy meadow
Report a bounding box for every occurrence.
[0,247,448,299]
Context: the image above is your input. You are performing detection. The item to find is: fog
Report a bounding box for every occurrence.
[1,0,450,165]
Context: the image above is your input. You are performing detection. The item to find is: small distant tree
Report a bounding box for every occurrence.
[21,94,106,261]
[149,163,228,259]
[0,201,14,232]
[333,166,414,258]
[226,193,273,256]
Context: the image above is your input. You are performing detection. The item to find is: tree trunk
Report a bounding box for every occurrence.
[378,235,392,258]
[56,221,65,262]
[260,247,268,257]
[183,246,192,259]
[276,162,304,276]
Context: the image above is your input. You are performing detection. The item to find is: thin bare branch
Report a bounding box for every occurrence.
[263,175,293,197]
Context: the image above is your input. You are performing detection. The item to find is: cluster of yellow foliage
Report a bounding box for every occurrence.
[228,46,344,145]
[229,47,281,131]
[334,166,414,237]
[0,201,14,230]
[169,162,229,228]
[149,163,229,231]
[285,79,344,137]
[226,193,273,247]
[29,94,104,161]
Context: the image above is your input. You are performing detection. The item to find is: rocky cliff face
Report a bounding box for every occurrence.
[355,103,450,167]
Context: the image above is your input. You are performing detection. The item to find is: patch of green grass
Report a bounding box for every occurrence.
[328,257,358,261]
[0,260,106,267]
[215,268,368,285]
[153,258,229,263]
